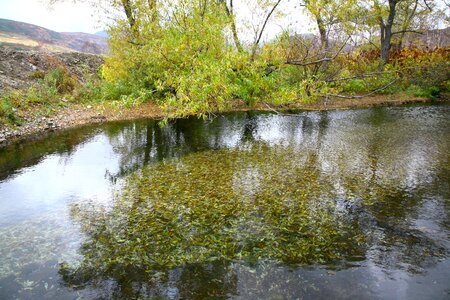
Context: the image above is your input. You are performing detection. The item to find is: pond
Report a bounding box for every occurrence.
[0,104,449,299]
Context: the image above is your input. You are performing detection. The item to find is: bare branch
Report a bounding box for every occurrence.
[391,30,423,35]
[286,57,333,66]
[325,70,402,83]
[423,0,433,11]
[251,0,283,61]
[327,74,379,83]
[286,36,349,67]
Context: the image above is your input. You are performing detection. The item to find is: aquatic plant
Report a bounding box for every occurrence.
[65,144,366,284]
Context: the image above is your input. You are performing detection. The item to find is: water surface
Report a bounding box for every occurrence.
[0,105,449,299]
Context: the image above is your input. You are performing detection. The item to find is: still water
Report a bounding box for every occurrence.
[0,105,449,299]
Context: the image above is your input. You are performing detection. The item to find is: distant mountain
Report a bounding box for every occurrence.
[0,18,108,54]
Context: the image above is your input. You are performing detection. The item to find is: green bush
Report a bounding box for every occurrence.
[44,68,77,94]
[230,64,268,106]
[21,68,78,105]
[73,76,103,103]
[406,85,441,99]
[0,96,18,124]
[342,79,366,94]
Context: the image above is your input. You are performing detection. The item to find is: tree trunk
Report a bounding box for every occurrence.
[121,0,136,31]
[230,17,243,52]
[317,16,328,51]
[223,0,243,52]
[380,23,392,64]
[148,0,158,22]
[380,0,397,65]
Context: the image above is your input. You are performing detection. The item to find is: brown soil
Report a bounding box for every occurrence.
[0,48,103,90]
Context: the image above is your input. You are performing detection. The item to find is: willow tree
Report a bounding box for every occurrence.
[49,0,292,115]
[104,0,235,114]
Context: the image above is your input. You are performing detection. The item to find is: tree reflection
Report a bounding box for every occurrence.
[58,108,449,298]
[103,113,257,181]
[62,144,366,298]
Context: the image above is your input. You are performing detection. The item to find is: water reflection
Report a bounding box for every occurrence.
[0,104,449,299]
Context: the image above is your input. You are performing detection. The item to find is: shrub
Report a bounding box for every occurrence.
[0,96,19,124]
[44,68,77,94]
[342,79,366,94]
[406,85,441,99]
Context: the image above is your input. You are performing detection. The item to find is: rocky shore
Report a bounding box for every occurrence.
[0,106,103,144]
[0,102,164,147]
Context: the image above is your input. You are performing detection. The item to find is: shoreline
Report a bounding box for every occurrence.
[0,94,447,148]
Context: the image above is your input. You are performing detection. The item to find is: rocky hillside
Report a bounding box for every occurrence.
[0,18,108,54]
[0,48,103,92]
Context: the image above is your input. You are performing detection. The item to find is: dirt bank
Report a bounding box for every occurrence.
[0,48,103,91]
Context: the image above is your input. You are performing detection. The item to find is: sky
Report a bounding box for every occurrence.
[0,0,102,33]
[0,0,313,38]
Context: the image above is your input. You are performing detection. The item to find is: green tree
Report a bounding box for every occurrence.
[300,0,357,51]
[367,0,439,64]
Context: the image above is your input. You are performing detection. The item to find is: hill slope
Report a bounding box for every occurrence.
[0,18,108,54]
